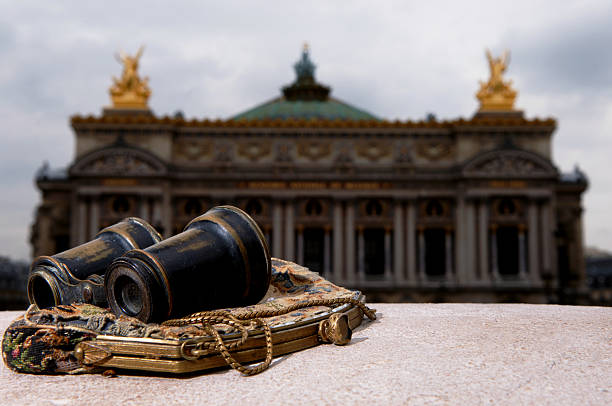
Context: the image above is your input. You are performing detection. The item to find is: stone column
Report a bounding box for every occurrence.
[490,224,499,280]
[152,199,163,229]
[384,226,392,281]
[284,201,295,261]
[518,224,527,280]
[324,225,331,278]
[77,198,88,245]
[478,200,489,282]
[357,226,365,281]
[455,197,466,283]
[89,197,100,239]
[418,226,426,280]
[296,225,304,266]
[465,201,476,283]
[37,213,52,255]
[70,192,79,248]
[393,202,405,283]
[264,225,272,251]
[333,202,343,281]
[272,200,283,258]
[345,202,356,284]
[541,200,552,275]
[445,227,453,281]
[406,201,417,283]
[162,184,172,238]
[574,211,586,286]
[139,196,149,222]
[527,201,540,282]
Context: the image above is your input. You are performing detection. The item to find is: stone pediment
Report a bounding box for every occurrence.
[462,149,557,179]
[70,147,167,177]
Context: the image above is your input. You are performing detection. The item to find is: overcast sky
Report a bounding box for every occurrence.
[1,0,611,260]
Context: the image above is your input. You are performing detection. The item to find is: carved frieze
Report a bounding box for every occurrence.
[355,141,391,161]
[415,141,454,161]
[334,143,353,164]
[465,150,555,178]
[237,141,271,161]
[215,143,233,162]
[479,156,541,175]
[297,141,331,161]
[395,144,413,163]
[174,140,212,161]
[73,149,165,176]
[275,143,293,162]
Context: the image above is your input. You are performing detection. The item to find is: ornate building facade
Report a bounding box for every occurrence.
[31,46,588,303]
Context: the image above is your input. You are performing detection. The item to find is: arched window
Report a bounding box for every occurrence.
[245,199,263,216]
[305,199,323,216]
[365,199,383,216]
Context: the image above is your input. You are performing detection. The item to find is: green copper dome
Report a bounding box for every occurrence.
[232,46,379,121]
[232,97,379,121]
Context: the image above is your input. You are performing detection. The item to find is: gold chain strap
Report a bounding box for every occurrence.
[164,297,377,327]
[203,317,273,376]
[163,297,376,376]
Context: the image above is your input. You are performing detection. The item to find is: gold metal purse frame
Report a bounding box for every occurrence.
[72,297,374,375]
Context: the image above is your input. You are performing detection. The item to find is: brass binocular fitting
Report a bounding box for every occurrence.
[27,206,271,323]
[28,217,162,309]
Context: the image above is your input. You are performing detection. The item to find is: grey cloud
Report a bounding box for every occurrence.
[506,6,612,94]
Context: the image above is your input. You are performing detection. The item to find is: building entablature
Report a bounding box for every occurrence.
[71,114,556,131]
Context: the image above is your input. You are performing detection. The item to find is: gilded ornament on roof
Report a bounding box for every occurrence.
[476,49,517,112]
[110,46,151,109]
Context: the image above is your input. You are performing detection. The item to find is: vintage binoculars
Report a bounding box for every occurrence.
[28,217,162,309]
[105,206,271,322]
[27,206,271,323]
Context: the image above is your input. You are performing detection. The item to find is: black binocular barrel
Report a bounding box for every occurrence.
[28,217,162,309]
[105,205,271,323]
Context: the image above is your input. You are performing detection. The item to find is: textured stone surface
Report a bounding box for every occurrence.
[1,304,611,405]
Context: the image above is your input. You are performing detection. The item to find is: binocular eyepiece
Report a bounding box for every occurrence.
[106,206,271,322]
[27,206,271,323]
[28,217,162,309]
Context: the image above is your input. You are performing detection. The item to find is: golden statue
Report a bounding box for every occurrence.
[476,49,517,112]
[109,46,151,109]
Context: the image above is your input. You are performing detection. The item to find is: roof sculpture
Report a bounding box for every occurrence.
[109,46,151,110]
[476,49,518,112]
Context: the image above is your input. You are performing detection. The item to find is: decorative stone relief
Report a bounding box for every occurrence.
[355,141,391,161]
[214,143,233,162]
[335,143,353,164]
[237,141,271,161]
[77,151,161,175]
[395,144,413,163]
[275,143,293,162]
[175,140,212,161]
[297,141,331,161]
[463,150,556,178]
[416,141,454,161]
[479,156,543,175]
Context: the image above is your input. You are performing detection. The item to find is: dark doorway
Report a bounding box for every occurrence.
[497,226,519,275]
[303,228,324,274]
[364,228,385,276]
[424,228,445,276]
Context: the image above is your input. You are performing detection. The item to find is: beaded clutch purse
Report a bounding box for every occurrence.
[2,258,375,376]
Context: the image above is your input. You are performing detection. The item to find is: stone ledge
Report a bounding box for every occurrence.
[1,304,610,405]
